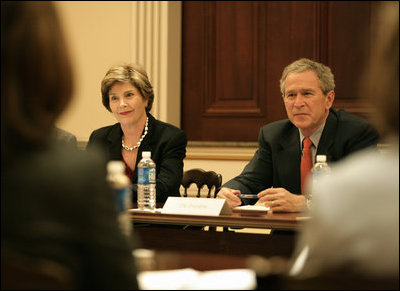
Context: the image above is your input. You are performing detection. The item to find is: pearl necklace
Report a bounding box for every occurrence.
[121,117,149,151]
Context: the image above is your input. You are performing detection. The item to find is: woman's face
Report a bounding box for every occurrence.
[108,82,148,127]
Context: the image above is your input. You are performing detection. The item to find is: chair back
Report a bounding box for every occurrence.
[181,168,222,198]
[1,251,76,290]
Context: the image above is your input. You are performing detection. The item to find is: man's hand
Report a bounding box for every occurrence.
[216,187,242,208]
[256,187,306,212]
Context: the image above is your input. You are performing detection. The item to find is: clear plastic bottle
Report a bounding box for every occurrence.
[307,155,331,208]
[312,155,331,175]
[137,151,156,211]
[107,160,132,236]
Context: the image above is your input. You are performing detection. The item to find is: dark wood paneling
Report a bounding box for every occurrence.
[182,1,269,141]
[327,1,373,119]
[182,1,376,141]
[205,1,265,117]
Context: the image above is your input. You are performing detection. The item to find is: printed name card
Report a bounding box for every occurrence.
[161,197,232,216]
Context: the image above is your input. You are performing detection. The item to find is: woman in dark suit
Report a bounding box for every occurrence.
[1,2,138,289]
[87,64,187,203]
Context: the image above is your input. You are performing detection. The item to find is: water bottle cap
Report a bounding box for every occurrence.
[107,160,125,173]
[142,151,151,158]
[316,155,327,162]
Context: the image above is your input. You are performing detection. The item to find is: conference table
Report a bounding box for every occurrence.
[130,206,398,290]
[130,207,309,230]
[130,204,312,289]
[130,203,311,259]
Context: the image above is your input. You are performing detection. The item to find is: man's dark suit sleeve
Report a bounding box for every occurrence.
[222,127,273,194]
[344,120,380,153]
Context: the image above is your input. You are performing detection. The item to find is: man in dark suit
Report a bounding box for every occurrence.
[217,58,379,212]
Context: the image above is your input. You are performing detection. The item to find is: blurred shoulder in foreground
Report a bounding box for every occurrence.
[52,127,78,148]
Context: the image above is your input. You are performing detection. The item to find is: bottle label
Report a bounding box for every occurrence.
[138,167,156,184]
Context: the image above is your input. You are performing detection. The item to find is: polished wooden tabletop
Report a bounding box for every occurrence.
[130,207,310,230]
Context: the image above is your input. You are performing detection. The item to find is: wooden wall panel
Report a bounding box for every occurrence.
[182,1,376,142]
[327,1,375,118]
[204,1,266,117]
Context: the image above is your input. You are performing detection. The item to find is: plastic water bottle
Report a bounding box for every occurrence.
[137,151,156,211]
[307,155,331,208]
[311,155,331,176]
[107,160,132,236]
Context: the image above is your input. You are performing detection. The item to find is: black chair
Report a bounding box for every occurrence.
[181,168,222,198]
[1,251,75,290]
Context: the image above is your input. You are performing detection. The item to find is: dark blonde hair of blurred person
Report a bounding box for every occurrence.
[1,1,73,163]
[101,64,154,113]
[361,2,399,140]
[1,2,138,289]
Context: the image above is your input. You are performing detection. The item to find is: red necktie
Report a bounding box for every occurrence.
[300,137,313,194]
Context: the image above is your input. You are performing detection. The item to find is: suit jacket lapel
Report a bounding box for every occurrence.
[276,126,302,194]
[317,109,338,162]
[139,113,154,154]
[107,124,123,161]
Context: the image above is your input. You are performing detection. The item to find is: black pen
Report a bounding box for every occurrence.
[237,194,258,199]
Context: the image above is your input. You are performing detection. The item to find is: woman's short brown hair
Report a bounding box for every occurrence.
[101,64,154,112]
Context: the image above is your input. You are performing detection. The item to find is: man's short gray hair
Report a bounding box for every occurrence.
[279,58,335,96]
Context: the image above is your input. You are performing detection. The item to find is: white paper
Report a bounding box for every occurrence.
[137,268,257,290]
[234,205,270,211]
[129,208,163,213]
[138,268,199,290]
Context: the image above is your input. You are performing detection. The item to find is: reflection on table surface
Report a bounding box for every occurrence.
[133,224,296,258]
[133,247,399,290]
[133,248,289,290]
[133,248,249,271]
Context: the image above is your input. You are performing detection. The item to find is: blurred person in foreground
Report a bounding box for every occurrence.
[52,127,78,148]
[86,64,187,203]
[290,1,398,283]
[217,57,379,212]
[1,1,138,289]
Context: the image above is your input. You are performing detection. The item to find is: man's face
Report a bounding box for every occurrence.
[283,70,334,136]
